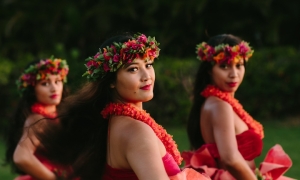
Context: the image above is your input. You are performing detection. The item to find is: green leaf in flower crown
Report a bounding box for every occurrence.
[36,74,41,80]
[98,54,104,60]
[94,68,100,73]
[85,57,93,61]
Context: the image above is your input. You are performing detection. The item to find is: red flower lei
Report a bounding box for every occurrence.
[101,103,183,165]
[201,85,264,139]
[31,103,57,119]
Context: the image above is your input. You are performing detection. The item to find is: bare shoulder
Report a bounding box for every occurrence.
[24,113,45,127]
[113,115,156,140]
[202,96,234,124]
[111,115,158,151]
[203,96,232,112]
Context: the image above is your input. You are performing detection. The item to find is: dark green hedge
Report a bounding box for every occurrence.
[146,47,300,126]
[1,47,299,134]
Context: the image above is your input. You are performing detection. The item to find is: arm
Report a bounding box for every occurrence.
[125,121,170,180]
[13,115,57,180]
[205,99,256,180]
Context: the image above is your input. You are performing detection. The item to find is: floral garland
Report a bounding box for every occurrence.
[16,56,69,93]
[82,33,160,81]
[101,103,183,165]
[196,41,254,64]
[201,85,264,139]
[31,103,57,119]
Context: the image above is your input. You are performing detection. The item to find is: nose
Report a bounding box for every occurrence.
[142,75,150,81]
[229,67,238,78]
[141,69,151,82]
[50,82,58,92]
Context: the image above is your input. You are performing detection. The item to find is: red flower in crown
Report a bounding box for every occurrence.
[196,41,254,64]
[83,33,160,81]
[16,57,69,94]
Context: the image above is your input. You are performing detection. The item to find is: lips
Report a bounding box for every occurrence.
[227,82,237,87]
[50,94,58,99]
[140,84,151,90]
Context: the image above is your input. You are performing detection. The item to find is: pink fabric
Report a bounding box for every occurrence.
[163,153,181,176]
[103,152,181,180]
[169,168,211,180]
[182,143,294,180]
[258,144,294,180]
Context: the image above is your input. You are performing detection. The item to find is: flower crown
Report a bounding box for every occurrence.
[196,41,254,64]
[16,57,69,93]
[82,33,160,80]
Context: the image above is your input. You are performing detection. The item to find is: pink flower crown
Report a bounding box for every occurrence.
[16,57,69,93]
[82,33,160,80]
[196,41,254,64]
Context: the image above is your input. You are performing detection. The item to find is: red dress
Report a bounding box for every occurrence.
[182,130,262,179]
[103,152,210,180]
[103,153,180,180]
[182,85,293,179]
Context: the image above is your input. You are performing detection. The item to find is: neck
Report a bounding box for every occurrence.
[113,100,143,110]
[39,103,56,114]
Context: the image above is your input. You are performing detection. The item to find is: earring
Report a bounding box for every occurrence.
[110,84,115,88]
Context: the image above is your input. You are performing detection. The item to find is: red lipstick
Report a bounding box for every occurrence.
[227,82,237,87]
[140,84,151,90]
[50,94,58,99]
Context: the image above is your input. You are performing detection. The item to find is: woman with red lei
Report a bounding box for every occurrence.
[183,34,293,179]
[5,57,71,180]
[30,33,210,180]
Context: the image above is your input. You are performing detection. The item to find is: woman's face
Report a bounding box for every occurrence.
[112,58,155,106]
[211,59,245,94]
[34,74,64,105]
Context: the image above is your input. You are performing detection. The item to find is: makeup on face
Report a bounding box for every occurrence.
[113,59,155,105]
[35,74,63,105]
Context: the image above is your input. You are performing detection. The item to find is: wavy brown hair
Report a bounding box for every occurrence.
[32,34,133,179]
[5,60,69,174]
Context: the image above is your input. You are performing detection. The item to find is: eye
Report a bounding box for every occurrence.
[128,67,138,72]
[236,63,244,68]
[41,82,49,86]
[55,79,63,84]
[146,63,153,68]
[219,64,229,69]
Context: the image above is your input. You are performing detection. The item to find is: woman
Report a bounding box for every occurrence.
[184,34,261,179]
[182,34,293,180]
[5,57,70,180]
[32,33,209,180]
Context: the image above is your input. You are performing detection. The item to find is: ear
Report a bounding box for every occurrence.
[110,83,115,88]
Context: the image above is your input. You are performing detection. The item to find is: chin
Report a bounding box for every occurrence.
[47,100,60,106]
[142,95,154,102]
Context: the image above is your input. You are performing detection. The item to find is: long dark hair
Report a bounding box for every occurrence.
[187,34,243,150]
[4,60,69,174]
[33,34,133,179]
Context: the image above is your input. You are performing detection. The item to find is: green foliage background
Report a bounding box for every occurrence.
[147,47,300,126]
[1,0,300,131]
[0,0,300,178]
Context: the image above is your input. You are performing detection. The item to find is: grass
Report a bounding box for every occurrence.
[1,119,299,179]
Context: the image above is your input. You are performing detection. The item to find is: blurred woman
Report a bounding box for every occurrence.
[5,57,70,180]
[31,33,210,180]
[183,34,261,179]
[183,34,293,180]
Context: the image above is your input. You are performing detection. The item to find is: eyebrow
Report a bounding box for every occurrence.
[123,62,139,68]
